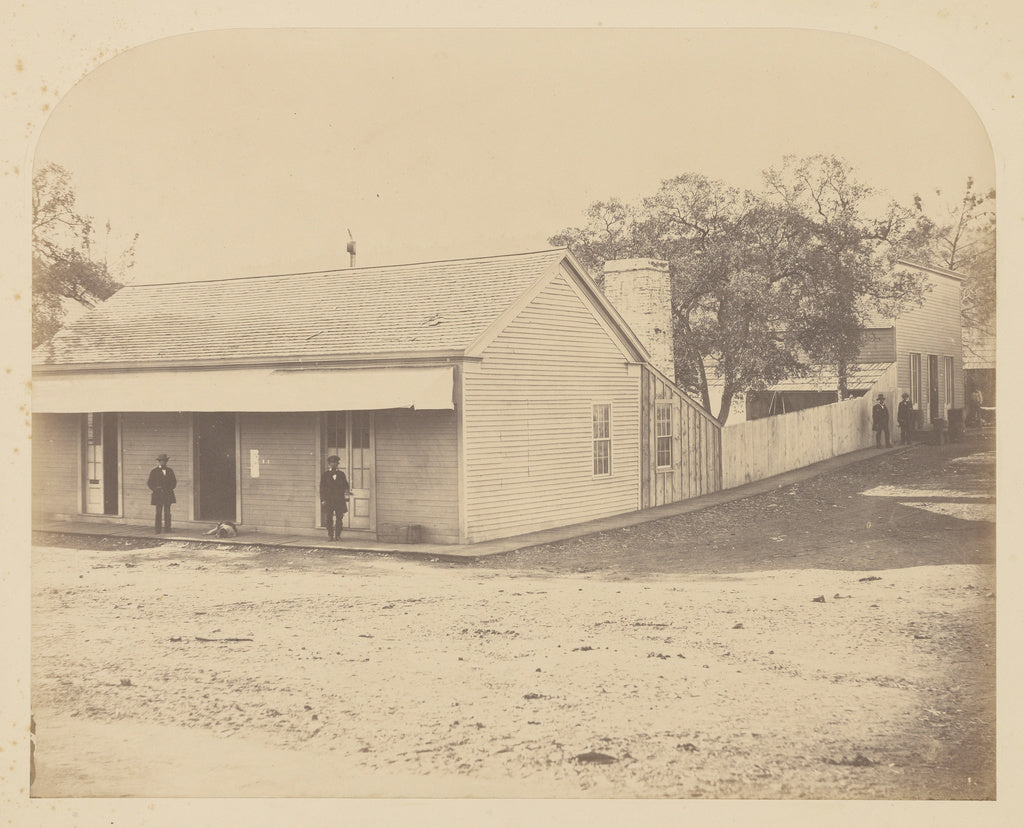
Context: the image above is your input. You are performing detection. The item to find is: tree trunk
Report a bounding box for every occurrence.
[696,357,712,415]
[837,357,849,400]
[716,387,735,426]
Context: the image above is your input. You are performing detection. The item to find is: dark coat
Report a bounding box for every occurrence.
[147,465,177,505]
[872,402,890,431]
[897,399,914,427]
[320,468,350,513]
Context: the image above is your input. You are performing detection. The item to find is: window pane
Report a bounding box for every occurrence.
[325,411,346,458]
[656,404,671,436]
[352,411,370,449]
[656,403,672,468]
[593,404,610,439]
[593,404,611,475]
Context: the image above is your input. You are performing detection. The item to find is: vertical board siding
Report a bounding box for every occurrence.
[640,372,653,509]
[639,366,722,508]
[462,271,640,542]
[239,412,318,529]
[722,363,897,489]
[375,409,460,544]
[121,412,193,521]
[894,273,964,424]
[32,413,80,516]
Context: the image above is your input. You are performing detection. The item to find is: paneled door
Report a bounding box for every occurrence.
[322,411,375,531]
[83,412,119,515]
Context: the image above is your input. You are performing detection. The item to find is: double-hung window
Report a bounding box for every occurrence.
[656,402,673,469]
[593,404,611,476]
[909,353,922,407]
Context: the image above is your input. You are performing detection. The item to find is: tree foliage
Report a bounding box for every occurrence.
[32,163,136,346]
[761,155,930,398]
[912,178,996,340]
[551,155,930,421]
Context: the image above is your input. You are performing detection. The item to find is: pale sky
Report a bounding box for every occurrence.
[34,27,994,285]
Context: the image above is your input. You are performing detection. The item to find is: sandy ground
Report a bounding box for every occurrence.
[27,438,997,802]
[31,554,994,799]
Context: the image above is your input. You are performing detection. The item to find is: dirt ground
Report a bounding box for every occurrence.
[29,431,996,800]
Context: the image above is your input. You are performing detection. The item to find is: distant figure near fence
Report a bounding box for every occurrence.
[897,392,914,445]
[872,394,892,448]
[969,388,984,427]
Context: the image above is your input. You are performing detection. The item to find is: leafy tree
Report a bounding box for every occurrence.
[32,163,136,346]
[756,155,929,399]
[552,174,802,423]
[552,156,929,419]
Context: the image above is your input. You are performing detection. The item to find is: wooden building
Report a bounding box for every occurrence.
[710,261,965,427]
[32,249,722,544]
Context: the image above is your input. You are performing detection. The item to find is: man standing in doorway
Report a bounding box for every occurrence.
[873,394,892,449]
[147,453,177,534]
[320,455,351,542]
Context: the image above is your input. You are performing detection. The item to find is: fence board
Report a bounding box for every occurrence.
[721,363,897,489]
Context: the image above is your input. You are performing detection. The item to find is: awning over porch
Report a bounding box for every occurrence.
[32,365,455,413]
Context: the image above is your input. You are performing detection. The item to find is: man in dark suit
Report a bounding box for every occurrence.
[897,392,914,445]
[320,455,351,541]
[147,453,177,533]
[872,394,892,448]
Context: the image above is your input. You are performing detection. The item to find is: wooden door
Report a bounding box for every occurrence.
[347,412,374,530]
[83,413,119,515]
[83,413,105,514]
[322,412,375,531]
[195,413,237,521]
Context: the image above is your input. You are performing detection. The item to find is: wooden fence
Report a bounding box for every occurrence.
[720,363,897,490]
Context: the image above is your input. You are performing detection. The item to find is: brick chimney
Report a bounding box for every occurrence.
[602,258,674,380]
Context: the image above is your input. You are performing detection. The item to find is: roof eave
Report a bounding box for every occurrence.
[32,349,472,375]
[896,258,967,282]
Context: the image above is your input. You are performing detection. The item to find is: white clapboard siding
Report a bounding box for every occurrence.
[895,270,964,420]
[121,412,193,521]
[32,413,81,517]
[462,271,640,542]
[375,408,460,544]
[721,363,897,489]
[239,412,318,529]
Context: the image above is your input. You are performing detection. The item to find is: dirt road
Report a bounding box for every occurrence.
[29,433,996,800]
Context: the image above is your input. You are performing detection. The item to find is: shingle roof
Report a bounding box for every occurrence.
[34,249,570,367]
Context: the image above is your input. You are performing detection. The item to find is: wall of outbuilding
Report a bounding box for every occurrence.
[238,412,319,530]
[121,412,193,522]
[461,269,641,543]
[31,413,81,518]
[375,408,460,544]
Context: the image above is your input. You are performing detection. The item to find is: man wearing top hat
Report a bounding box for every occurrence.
[872,394,892,449]
[147,453,177,534]
[320,455,351,541]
